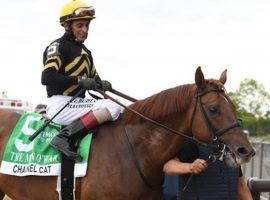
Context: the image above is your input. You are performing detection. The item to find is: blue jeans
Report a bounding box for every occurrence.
[163,174,178,200]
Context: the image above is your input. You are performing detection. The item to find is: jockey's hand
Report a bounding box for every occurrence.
[189,159,208,174]
[92,75,112,91]
[101,80,112,91]
[94,75,102,89]
[78,77,97,90]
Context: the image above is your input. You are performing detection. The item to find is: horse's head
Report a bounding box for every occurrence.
[190,67,255,167]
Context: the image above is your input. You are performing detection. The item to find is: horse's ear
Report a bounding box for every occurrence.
[195,66,206,90]
[219,69,227,85]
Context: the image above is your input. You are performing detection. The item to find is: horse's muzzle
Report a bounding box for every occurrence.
[224,145,255,167]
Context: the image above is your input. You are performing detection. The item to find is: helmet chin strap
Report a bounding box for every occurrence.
[65,22,76,41]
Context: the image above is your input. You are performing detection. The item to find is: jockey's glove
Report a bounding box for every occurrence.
[93,75,112,91]
[101,80,112,91]
[78,77,97,90]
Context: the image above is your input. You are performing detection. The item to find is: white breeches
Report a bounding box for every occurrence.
[46,95,123,125]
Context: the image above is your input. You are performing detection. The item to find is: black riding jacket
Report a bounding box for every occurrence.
[41,32,97,98]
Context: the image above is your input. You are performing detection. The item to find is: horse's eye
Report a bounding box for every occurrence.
[208,106,218,115]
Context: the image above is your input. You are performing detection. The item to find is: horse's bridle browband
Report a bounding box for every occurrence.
[96,88,242,190]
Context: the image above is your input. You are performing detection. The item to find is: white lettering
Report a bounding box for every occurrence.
[15,116,42,152]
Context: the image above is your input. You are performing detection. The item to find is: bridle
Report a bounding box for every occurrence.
[98,88,242,148]
[190,88,242,145]
[96,87,242,190]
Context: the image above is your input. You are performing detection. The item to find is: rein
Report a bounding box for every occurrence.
[96,88,241,190]
[122,125,162,190]
[98,88,239,149]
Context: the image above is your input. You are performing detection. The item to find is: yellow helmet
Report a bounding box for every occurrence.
[60,0,96,25]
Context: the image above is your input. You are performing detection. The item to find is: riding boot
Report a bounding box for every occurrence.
[50,112,99,161]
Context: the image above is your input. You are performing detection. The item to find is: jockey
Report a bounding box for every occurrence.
[41,0,122,161]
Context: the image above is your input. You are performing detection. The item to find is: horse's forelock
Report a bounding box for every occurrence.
[122,84,195,124]
[205,79,224,90]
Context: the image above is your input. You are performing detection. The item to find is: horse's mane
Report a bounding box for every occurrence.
[122,79,226,124]
[122,84,195,124]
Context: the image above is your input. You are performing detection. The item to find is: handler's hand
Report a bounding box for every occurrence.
[189,159,208,174]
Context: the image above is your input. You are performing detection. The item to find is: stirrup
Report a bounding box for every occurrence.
[51,137,82,162]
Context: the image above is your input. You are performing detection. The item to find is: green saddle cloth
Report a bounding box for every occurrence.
[0,112,92,177]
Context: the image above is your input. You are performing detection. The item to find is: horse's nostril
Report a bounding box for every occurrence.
[237,147,256,157]
[237,147,249,156]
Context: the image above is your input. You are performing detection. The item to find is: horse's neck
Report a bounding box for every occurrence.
[125,112,189,179]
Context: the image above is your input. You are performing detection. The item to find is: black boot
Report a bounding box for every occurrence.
[51,112,99,161]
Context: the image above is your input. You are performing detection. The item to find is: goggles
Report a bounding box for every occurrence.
[60,6,95,24]
[72,6,95,18]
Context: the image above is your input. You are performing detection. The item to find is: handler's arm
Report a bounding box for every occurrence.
[237,176,252,200]
[163,158,208,176]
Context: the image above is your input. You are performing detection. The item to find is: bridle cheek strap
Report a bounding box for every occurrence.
[189,89,242,150]
[198,96,242,138]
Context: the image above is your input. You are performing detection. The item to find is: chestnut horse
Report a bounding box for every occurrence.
[0,67,254,200]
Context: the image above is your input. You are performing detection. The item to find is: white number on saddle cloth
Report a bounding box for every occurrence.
[15,116,42,152]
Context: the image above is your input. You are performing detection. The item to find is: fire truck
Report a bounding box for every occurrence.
[0,98,33,114]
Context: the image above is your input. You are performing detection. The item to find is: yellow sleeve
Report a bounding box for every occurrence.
[43,55,62,71]
[90,65,97,77]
